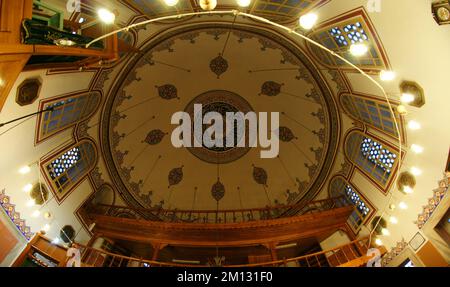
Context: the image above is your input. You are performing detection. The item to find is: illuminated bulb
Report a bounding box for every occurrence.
[410,167,422,176]
[400,93,415,104]
[163,0,179,6]
[299,13,318,30]
[78,17,85,24]
[98,8,115,24]
[381,228,390,236]
[408,120,421,130]
[396,105,408,115]
[389,204,396,210]
[42,224,51,232]
[44,212,52,220]
[411,144,424,154]
[52,238,60,245]
[31,210,40,218]
[375,238,383,246]
[236,0,251,7]
[23,183,33,193]
[349,43,368,56]
[26,199,35,207]
[403,186,414,194]
[399,201,408,210]
[389,216,398,224]
[379,70,396,82]
[19,166,31,174]
[199,0,217,11]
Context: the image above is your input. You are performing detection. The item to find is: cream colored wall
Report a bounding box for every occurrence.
[0,70,96,252]
[315,0,450,260]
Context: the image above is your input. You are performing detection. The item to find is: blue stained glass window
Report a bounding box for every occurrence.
[361,138,397,174]
[45,142,96,194]
[345,185,370,216]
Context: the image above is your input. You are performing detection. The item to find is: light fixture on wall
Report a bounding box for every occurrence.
[31,210,41,218]
[399,201,408,210]
[26,199,35,207]
[199,0,217,11]
[19,166,31,174]
[381,228,390,236]
[41,223,51,232]
[375,238,383,246]
[410,166,422,176]
[389,216,398,224]
[98,8,116,24]
[411,144,424,154]
[408,120,421,130]
[399,81,425,108]
[400,93,415,104]
[379,70,396,82]
[349,43,368,56]
[164,0,179,6]
[236,0,252,7]
[23,183,33,193]
[299,13,318,30]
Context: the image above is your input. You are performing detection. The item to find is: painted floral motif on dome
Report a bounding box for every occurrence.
[144,129,167,145]
[210,54,229,78]
[260,81,283,97]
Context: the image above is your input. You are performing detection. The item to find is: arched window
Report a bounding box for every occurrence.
[307,10,386,70]
[341,94,400,138]
[345,131,398,189]
[43,141,97,202]
[36,91,101,143]
[330,177,374,232]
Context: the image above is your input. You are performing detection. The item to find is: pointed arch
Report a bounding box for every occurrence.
[306,8,389,71]
[35,91,101,144]
[340,93,404,140]
[344,131,399,191]
[41,140,98,203]
[329,176,375,233]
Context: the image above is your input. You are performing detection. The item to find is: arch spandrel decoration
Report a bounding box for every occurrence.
[341,93,403,139]
[344,131,399,192]
[36,91,101,144]
[307,9,388,70]
[42,140,98,203]
[329,176,375,232]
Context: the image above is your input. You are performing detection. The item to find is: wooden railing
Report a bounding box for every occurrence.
[86,196,352,224]
[75,237,374,267]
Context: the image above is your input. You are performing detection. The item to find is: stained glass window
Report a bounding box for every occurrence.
[345,132,398,188]
[345,185,370,216]
[361,138,397,174]
[37,92,100,143]
[308,14,385,69]
[45,141,96,195]
[330,177,373,232]
[341,94,399,137]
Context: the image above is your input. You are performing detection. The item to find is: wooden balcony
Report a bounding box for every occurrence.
[0,0,118,111]
[75,236,381,267]
[86,197,355,248]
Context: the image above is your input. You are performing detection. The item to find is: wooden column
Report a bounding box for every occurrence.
[151,243,167,262]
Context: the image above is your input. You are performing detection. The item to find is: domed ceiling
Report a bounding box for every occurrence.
[100,22,340,212]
